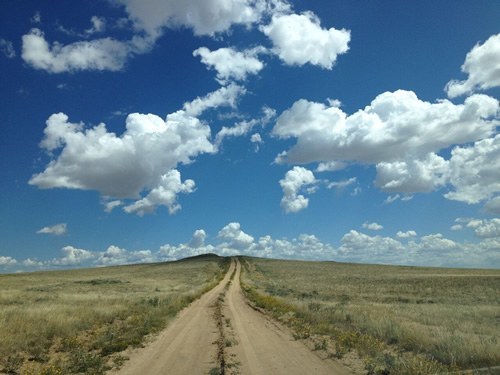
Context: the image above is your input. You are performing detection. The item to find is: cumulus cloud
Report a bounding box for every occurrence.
[188,229,207,248]
[261,11,350,69]
[117,0,278,38]
[36,223,67,236]
[279,166,317,213]
[274,91,498,165]
[484,197,500,214]
[29,111,212,199]
[217,222,254,250]
[0,38,15,58]
[316,161,346,172]
[396,230,417,239]
[123,170,195,216]
[51,246,94,266]
[463,218,500,239]
[30,84,246,214]
[375,153,448,193]
[337,230,405,264]
[21,28,145,73]
[362,222,383,231]
[445,134,500,205]
[0,256,17,266]
[97,245,154,265]
[273,90,499,202]
[194,46,265,83]
[20,1,290,73]
[3,221,500,272]
[446,33,500,98]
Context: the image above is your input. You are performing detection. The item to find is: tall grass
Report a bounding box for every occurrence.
[0,255,229,374]
[240,257,500,374]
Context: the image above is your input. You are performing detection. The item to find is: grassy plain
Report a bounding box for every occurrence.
[0,254,229,375]
[240,257,500,374]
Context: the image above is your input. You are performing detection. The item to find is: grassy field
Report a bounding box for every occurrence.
[0,254,229,375]
[240,257,500,375]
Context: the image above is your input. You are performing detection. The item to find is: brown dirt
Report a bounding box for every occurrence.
[114,258,353,374]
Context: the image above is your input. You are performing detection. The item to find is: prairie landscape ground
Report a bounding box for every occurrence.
[240,257,500,375]
[0,255,229,375]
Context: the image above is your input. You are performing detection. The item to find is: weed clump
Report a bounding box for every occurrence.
[239,257,500,374]
[0,256,230,374]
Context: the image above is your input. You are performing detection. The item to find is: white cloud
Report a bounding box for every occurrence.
[396,230,417,238]
[327,177,356,190]
[248,233,335,260]
[103,200,123,213]
[445,134,500,205]
[214,106,275,147]
[316,161,346,172]
[251,133,262,144]
[20,1,288,74]
[0,38,16,58]
[51,246,95,266]
[4,221,500,272]
[362,222,383,231]
[30,112,211,199]
[273,90,499,203]
[36,223,67,236]
[338,230,404,264]
[21,28,142,73]
[30,83,248,214]
[183,83,245,117]
[193,46,265,83]
[97,245,128,265]
[31,11,41,24]
[484,196,500,214]
[57,16,107,38]
[251,133,263,151]
[29,92,234,214]
[446,33,500,98]
[375,153,448,193]
[274,91,498,165]
[189,229,207,248]
[117,0,272,38]
[0,256,17,266]
[419,234,458,251]
[123,170,195,216]
[85,16,106,35]
[279,166,316,213]
[217,222,255,250]
[261,11,350,69]
[463,218,500,239]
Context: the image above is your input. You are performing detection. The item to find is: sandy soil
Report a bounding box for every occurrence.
[114,258,352,374]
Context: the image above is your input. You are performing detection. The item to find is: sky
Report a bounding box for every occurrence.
[0,0,499,272]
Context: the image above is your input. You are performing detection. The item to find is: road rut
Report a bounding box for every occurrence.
[115,258,352,374]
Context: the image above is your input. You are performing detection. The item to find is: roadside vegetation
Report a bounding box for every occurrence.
[240,257,500,374]
[0,254,229,375]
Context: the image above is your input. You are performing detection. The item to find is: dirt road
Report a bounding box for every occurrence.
[116,258,352,374]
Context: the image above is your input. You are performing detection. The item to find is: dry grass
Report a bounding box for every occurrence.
[0,255,229,374]
[240,257,500,374]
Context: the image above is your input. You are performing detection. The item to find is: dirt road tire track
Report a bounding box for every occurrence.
[114,260,236,375]
[223,258,352,375]
[115,258,352,374]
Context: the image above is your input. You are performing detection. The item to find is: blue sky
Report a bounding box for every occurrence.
[1,0,499,272]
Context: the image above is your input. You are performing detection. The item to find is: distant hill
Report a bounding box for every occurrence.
[176,253,222,262]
